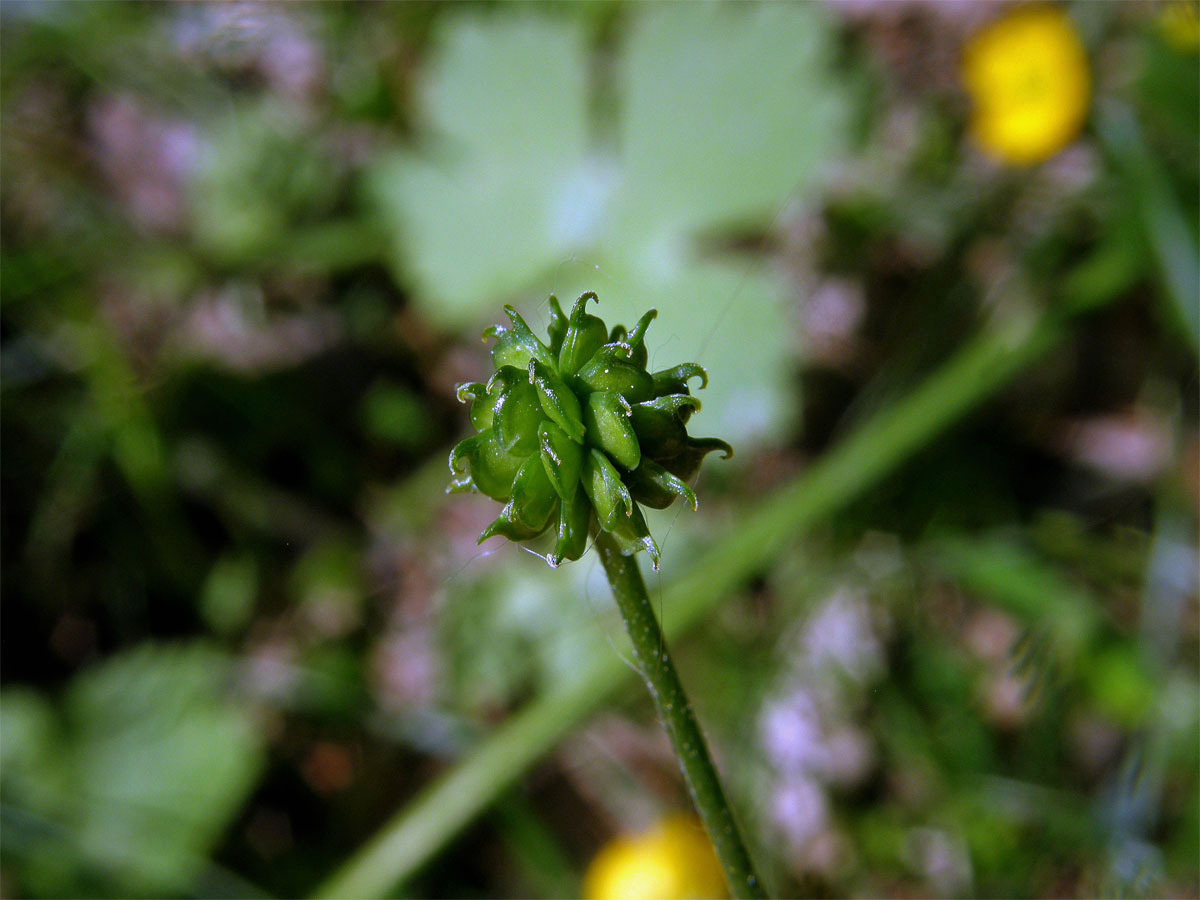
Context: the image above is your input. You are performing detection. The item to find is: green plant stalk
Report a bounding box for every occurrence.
[492,793,581,899]
[594,530,766,899]
[1095,104,1199,351]
[313,304,1080,899]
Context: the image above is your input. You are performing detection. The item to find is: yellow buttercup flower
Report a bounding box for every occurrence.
[583,815,729,900]
[962,6,1091,166]
[1159,1,1200,52]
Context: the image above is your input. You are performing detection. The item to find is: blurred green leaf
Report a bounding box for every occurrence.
[613,3,846,237]
[292,539,365,640]
[201,553,259,636]
[369,15,592,315]
[361,380,435,451]
[0,691,68,816]
[192,102,342,265]
[927,534,1100,661]
[0,643,264,897]
[441,560,614,716]
[1086,644,1157,728]
[529,257,799,441]
[1136,30,1200,170]
[1096,104,1200,352]
[492,795,581,900]
[369,5,848,442]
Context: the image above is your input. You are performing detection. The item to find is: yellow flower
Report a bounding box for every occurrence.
[1159,1,1200,52]
[962,6,1091,166]
[583,815,729,900]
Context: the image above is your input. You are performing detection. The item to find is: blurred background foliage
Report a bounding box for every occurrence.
[1,2,1197,898]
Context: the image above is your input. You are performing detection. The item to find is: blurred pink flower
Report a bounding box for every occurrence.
[1056,408,1173,483]
[802,278,866,367]
[760,689,828,774]
[771,776,830,849]
[801,588,884,682]
[88,94,197,233]
[371,627,439,713]
[175,287,341,373]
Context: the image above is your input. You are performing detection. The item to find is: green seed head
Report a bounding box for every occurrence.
[449,293,731,569]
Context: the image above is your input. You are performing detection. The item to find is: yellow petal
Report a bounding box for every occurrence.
[962,6,1091,165]
[583,816,729,900]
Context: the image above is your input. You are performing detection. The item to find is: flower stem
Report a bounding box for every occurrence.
[594,530,766,900]
[313,297,1099,899]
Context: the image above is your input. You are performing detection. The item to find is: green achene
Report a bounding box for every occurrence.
[449,293,732,568]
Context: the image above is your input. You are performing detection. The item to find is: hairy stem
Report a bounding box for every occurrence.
[313,299,1096,899]
[594,530,766,900]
